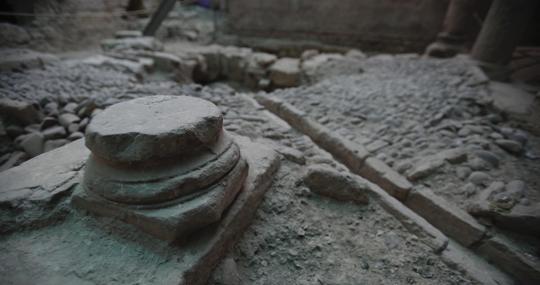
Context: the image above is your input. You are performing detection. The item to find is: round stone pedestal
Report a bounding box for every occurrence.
[74,95,248,241]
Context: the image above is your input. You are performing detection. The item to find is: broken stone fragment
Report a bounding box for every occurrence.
[303,164,369,205]
[73,95,249,241]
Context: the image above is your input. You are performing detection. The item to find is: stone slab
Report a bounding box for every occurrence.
[0,139,89,233]
[405,187,486,247]
[0,136,280,285]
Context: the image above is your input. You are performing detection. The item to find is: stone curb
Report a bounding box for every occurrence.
[405,187,487,248]
[360,178,449,253]
[254,94,411,200]
[253,93,530,283]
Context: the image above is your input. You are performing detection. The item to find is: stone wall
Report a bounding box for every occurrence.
[223,0,450,53]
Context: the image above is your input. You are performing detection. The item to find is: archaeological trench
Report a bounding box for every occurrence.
[1,1,540,285]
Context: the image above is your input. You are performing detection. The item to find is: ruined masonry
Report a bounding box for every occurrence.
[73,95,248,241]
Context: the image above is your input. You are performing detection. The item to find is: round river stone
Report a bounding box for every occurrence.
[85,95,223,163]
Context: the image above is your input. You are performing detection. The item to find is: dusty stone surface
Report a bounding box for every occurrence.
[85,95,223,162]
[0,139,89,234]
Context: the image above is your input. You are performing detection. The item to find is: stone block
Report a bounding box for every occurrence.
[405,187,486,247]
[304,164,369,204]
[0,139,89,233]
[269,58,300,87]
[359,157,412,201]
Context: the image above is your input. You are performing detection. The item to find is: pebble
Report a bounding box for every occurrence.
[44,102,59,116]
[473,150,500,168]
[63,102,78,113]
[79,117,89,130]
[507,131,528,145]
[58,113,80,127]
[68,132,84,141]
[489,132,503,140]
[455,166,471,180]
[68,123,79,134]
[19,132,44,157]
[42,126,67,140]
[462,183,477,197]
[24,124,40,133]
[468,157,491,171]
[5,125,24,138]
[495,139,522,154]
[468,171,491,186]
[40,117,58,130]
